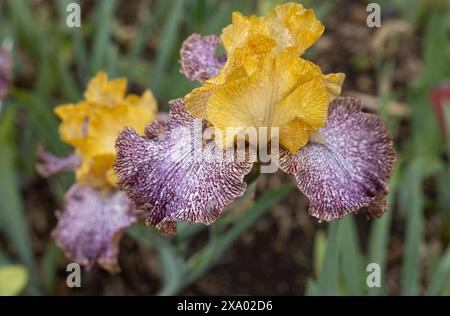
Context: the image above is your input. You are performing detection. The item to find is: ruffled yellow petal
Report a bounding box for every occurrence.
[183,83,215,119]
[184,57,248,119]
[83,98,156,158]
[265,2,324,55]
[220,3,324,56]
[207,53,331,153]
[76,154,116,188]
[125,90,158,111]
[221,12,247,54]
[274,74,329,152]
[54,102,90,148]
[84,71,127,106]
[279,118,315,154]
[323,72,345,101]
[222,12,275,55]
[186,3,328,123]
[56,72,157,189]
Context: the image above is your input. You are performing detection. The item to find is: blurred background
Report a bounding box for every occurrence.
[0,0,450,295]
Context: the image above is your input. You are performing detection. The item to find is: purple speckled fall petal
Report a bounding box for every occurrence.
[52,184,138,273]
[279,96,396,221]
[180,33,226,82]
[0,48,12,100]
[114,98,254,235]
[36,145,81,177]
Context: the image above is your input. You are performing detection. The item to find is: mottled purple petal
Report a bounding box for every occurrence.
[180,33,226,82]
[0,48,12,100]
[279,97,396,221]
[35,145,81,177]
[52,185,138,273]
[114,98,254,235]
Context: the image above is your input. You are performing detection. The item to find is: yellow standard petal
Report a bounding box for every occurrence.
[76,154,116,188]
[206,53,335,153]
[54,101,90,148]
[323,72,345,101]
[265,2,325,55]
[84,71,127,106]
[125,90,158,110]
[84,98,156,157]
[220,3,324,56]
[184,56,248,119]
[185,3,327,121]
[221,12,275,56]
[55,71,157,189]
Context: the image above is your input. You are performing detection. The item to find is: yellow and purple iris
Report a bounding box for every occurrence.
[37,72,157,272]
[114,3,396,235]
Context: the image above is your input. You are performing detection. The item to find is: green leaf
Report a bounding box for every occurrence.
[422,11,449,86]
[127,0,169,61]
[149,0,185,96]
[90,0,118,73]
[128,223,185,296]
[176,222,205,241]
[200,1,244,35]
[0,250,11,266]
[368,161,401,295]
[0,108,39,294]
[340,216,364,295]
[400,158,442,295]
[305,279,318,296]
[157,245,186,296]
[426,244,450,295]
[42,242,63,294]
[313,230,326,275]
[11,88,65,154]
[316,222,342,295]
[6,0,41,59]
[400,165,424,296]
[0,265,28,296]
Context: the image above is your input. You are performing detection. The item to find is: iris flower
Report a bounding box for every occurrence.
[37,72,157,272]
[114,3,396,235]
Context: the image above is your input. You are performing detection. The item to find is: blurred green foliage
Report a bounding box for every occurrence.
[0,0,450,295]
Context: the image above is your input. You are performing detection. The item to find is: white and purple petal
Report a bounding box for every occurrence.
[52,185,138,273]
[279,97,396,221]
[36,145,81,177]
[114,99,254,235]
[180,33,226,82]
